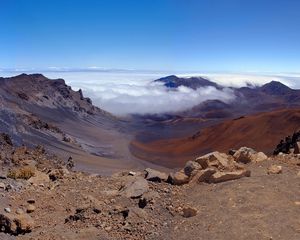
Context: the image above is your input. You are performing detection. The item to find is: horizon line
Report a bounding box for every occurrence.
[1,67,300,76]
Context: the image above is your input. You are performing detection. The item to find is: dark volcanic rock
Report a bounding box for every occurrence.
[154,75,221,90]
[260,81,293,95]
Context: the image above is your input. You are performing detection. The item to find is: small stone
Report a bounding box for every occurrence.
[27,204,35,213]
[182,207,197,218]
[5,184,13,191]
[138,198,147,208]
[228,149,237,156]
[0,182,5,189]
[16,208,24,215]
[4,207,11,213]
[0,174,7,179]
[27,199,35,204]
[105,226,112,231]
[128,171,136,176]
[294,201,300,206]
[267,165,282,174]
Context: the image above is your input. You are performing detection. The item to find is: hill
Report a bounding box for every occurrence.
[130,108,300,168]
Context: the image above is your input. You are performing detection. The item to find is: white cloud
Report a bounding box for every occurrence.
[2,70,300,115]
[40,72,235,115]
[30,71,300,115]
[84,83,234,115]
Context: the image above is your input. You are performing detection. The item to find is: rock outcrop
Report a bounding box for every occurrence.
[163,149,256,186]
[233,147,268,163]
[274,130,300,155]
[1,131,296,240]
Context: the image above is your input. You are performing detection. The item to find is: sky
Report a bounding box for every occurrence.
[1,0,300,115]
[1,0,300,72]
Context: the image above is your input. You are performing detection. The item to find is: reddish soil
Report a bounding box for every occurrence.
[130,108,300,168]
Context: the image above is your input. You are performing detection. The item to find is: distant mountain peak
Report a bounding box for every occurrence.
[260,81,292,95]
[154,75,220,90]
[13,73,47,79]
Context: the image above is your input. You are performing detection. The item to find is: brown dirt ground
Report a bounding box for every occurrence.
[0,155,299,240]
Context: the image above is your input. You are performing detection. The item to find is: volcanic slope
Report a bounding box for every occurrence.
[130,108,300,168]
[0,74,153,174]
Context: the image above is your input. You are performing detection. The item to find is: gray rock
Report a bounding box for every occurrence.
[121,177,149,198]
[4,208,11,213]
[168,171,189,185]
[196,151,231,169]
[233,147,268,163]
[184,161,202,177]
[190,168,217,183]
[145,168,168,182]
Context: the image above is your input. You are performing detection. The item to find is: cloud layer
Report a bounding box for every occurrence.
[2,70,300,115]
[43,72,236,115]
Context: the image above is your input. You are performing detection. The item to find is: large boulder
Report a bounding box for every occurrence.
[184,161,202,177]
[195,151,232,170]
[167,171,189,185]
[233,147,268,163]
[120,177,149,198]
[209,169,251,183]
[144,168,168,182]
[190,168,217,183]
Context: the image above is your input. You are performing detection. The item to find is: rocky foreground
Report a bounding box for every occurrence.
[0,133,300,240]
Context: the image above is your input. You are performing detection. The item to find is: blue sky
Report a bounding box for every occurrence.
[1,0,300,72]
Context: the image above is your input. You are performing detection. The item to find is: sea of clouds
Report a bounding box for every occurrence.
[1,70,300,115]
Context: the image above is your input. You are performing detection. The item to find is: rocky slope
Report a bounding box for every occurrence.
[0,133,300,239]
[2,73,300,171]
[0,73,155,174]
[130,75,300,167]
